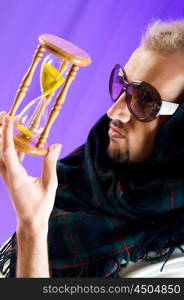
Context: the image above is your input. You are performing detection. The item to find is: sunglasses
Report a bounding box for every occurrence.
[109,64,179,122]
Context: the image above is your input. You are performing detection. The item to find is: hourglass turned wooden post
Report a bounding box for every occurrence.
[9,45,45,118]
[36,64,79,148]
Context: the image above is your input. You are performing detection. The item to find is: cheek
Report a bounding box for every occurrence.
[126,118,167,162]
[128,120,160,151]
[131,120,159,139]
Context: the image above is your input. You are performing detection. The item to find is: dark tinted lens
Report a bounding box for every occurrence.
[109,65,126,101]
[126,83,161,121]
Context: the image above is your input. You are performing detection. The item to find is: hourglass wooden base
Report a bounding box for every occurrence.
[8,34,91,156]
[14,135,48,156]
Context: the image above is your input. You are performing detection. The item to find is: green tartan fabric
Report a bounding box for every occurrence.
[1,102,184,277]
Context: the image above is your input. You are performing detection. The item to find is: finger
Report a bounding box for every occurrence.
[0,161,9,185]
[0,112,20,126]
[0,112,7,136]
[0,134,8,182]
[0,160,6,177]
[0,129,6,175]
[1,115,25,162]
[13,114,21,127]
[0,111,6,120]
[41,144,62,189]
[1,115,21,176]
[17,151,25,163]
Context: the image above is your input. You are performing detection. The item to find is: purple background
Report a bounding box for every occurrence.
[0,0,184,245]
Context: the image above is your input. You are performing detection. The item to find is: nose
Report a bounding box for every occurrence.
[107,93,132,123]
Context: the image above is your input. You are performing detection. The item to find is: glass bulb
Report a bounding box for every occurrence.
[15,95,48,141]
[40,54,71,95]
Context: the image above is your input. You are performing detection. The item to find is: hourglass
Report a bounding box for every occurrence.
[7,34,91,156]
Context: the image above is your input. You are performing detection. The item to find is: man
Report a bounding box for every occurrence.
[1,19,184,278]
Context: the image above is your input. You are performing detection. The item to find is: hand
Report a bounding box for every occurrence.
[0,114,62,232]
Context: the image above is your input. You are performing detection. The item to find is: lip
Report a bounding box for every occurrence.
[109,125,126,139]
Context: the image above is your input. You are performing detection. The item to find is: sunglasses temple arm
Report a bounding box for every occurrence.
[157,101,179,116]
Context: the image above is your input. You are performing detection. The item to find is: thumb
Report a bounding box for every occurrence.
[41,144,62,188]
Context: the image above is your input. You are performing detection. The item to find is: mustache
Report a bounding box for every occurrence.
[110,119,128,132]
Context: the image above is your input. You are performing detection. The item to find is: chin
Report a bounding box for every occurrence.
[107,140,130,163]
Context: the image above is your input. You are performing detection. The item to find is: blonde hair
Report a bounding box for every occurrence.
[141,19,184,55]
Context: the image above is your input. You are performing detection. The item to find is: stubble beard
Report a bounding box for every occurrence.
[107,139,130,163]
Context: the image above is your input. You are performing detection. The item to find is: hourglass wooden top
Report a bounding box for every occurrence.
[39,34,91,67]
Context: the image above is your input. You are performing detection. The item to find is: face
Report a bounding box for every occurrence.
[107,47,184,163]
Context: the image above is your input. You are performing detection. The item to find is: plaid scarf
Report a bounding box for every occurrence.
[1,103,184,277]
